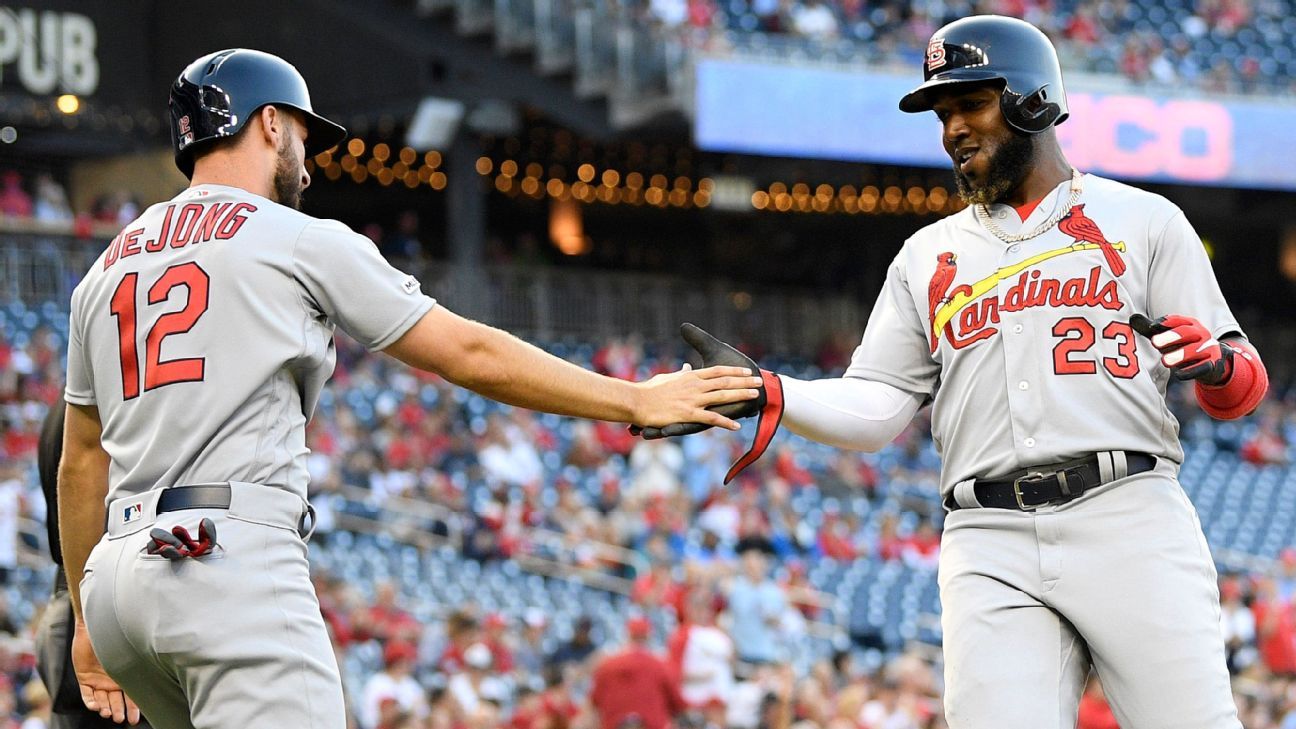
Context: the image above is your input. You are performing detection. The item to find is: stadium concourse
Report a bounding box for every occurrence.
[0,293,1293,727]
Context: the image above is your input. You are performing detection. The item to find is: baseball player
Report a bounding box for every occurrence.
[643,16,1267,729]
[58,49,762,729]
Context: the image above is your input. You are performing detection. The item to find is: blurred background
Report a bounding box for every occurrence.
[0,0,1295,727]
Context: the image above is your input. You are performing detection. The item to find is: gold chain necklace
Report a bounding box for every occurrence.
[974,169,1083,243]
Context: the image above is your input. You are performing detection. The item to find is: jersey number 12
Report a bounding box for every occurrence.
[109,262,210,400]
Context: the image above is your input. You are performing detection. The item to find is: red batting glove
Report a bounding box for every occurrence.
[1129,313,1233,385]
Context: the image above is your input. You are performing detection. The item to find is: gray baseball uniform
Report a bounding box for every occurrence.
[847,173,1242,728]
[65,183,435,728]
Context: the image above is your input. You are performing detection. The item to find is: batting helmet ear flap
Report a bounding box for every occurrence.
[1002,83,1068,134]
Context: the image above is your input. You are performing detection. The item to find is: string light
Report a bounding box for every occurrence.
[313,138,962,215]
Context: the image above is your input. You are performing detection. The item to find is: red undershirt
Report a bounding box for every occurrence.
[1015,197,1044,221]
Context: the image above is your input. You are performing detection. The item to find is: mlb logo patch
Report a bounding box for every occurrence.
[123,503,144,524]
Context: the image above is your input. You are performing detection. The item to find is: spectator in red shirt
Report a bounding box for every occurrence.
[539,665,581,729]
[438,610,482,674]
[482,613,516,673]
[875,514,905,562]
[817,513,857,561]
[589,618,687,729]
[1253,577,1296,675]
[1076,674,1120,729]
[901,522,940,570]
[0,172,31,218]
[354,581,422,645]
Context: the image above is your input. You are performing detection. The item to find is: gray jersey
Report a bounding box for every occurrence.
[846,174,1240,494]
[65,184,435,503]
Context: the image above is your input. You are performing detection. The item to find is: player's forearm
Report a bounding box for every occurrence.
[58,443,109,620]
[781,376,924,452]
[1195,337,1267,420]
[386,308,643,421]
[446,322,645,420]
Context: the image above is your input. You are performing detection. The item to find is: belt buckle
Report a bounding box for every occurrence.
[1013,472,1049,511]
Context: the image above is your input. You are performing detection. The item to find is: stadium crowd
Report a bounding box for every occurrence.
[0,311,1293,726]
[639,0,1296,94]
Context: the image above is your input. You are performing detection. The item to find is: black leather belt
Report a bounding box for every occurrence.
[157,484,232,513]
[155,484,315,539]
[951,452,1157,511]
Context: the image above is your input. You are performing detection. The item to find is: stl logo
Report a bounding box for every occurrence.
[123,502,144,523]
[926,38,947,73]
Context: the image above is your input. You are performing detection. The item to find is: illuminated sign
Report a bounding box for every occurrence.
[0,7,99,95]
[695,59,1296,191]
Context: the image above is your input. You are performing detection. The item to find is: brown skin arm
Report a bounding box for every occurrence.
[383,307,761,428]
[58,403,141,725]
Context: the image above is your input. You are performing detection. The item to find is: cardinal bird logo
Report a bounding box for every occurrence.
[1058,205,1126,277]
[928,252,958,352]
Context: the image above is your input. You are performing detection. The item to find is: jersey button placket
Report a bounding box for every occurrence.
[999,243,1042,462]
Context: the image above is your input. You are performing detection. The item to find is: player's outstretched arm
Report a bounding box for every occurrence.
[633,324,923,482]
[57,403,142,725]
[383,306,762,428]
[780,377,925,452]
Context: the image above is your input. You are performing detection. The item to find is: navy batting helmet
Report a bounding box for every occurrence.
[169,49,347,178]
[898,15,1069,134]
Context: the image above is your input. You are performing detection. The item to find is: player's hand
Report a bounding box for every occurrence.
[630,362,762,430]
[72,619,141,725]
[1129,313,1233,385]
[631,323,769,439]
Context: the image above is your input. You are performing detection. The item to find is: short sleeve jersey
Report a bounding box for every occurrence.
[65,184,436,503]
[845,174,1240,494]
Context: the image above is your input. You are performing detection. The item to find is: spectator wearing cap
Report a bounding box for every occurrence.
[360,641,428,729]
[726,545,787,666]
[447,643,509,719]
[590,618,687,729]
[482,613,516,673]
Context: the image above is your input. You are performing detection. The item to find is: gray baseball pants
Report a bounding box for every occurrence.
[79,482,346,729]
[939,462,1241,728]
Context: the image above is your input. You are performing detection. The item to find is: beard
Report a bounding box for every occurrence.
[272,137,305,210]
[953,131,1036,206]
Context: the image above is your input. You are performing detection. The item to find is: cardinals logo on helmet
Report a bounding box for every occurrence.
[926,38,947,72]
